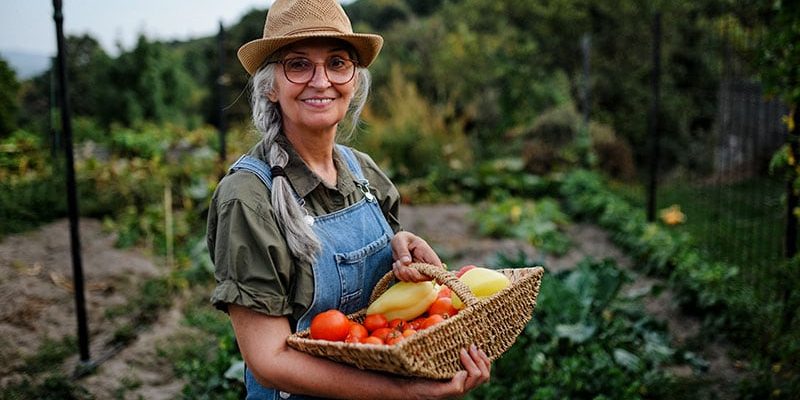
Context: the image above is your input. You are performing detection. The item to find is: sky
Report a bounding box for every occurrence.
[0,0,275,57]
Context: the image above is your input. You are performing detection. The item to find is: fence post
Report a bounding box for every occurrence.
[646,12,662,222]
[53,0,90,363]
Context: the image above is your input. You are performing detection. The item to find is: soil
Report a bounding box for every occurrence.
[0,205,746,398]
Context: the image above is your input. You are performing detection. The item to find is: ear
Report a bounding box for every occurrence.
[267,89,278,103]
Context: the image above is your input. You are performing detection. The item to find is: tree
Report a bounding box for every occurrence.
[64,35,112,118]
[0,57,20,138]
[104,35,198,126]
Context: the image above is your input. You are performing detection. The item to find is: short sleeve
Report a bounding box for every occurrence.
[207,172,296,316]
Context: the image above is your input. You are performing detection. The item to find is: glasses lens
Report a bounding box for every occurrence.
[283,58,313,83]
[282,57,355,84]
[326,57,354,84]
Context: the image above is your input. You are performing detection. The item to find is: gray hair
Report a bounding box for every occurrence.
[250,63,371,265]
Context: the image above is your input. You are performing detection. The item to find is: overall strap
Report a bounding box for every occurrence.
[335,144,365,180]
[335,145,376,202]
[230,155,275,188]
[229,155,304,204]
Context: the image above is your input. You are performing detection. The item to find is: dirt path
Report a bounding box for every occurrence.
[1,205,743,398]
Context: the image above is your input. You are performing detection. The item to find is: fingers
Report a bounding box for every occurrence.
[392,262,429,282]
[391,232,443,282]
[459,345,491,391]
[430,347,490,399]
[391,231,414,266]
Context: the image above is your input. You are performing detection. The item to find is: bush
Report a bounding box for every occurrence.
[516,103,584,175]
[471,196,572,255]
[355,65,472,182]
[590,121,636,181]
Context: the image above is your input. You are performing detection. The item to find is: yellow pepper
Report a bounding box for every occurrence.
[366,280,437,321]
[451,267,511,309]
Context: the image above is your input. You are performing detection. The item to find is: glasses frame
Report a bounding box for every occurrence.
[268,56,359,85]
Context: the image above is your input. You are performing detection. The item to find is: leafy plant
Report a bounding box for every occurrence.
[471,196,572,255]
[469,258,676,399]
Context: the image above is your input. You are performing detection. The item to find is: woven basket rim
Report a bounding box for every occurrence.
[287,266,544,378]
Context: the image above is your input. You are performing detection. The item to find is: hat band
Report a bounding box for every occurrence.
[280,26,350,37]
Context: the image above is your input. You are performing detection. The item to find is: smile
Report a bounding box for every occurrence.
[303,98,334,105]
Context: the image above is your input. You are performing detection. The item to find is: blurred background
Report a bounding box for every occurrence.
[1,0,798,399]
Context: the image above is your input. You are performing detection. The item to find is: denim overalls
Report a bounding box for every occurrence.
[229,144,394,400]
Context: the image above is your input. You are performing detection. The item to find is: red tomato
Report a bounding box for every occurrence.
[388,319,408,331]
[408,317,427,330]
[361,336,384,345]
[363,314,388,333]
[427,297,458,317]
[371,327,395,342]
[310,310,351,341]
[437,286,452,299]
[420,314,444,330]
[345,323,369,342]
[402,328,416,338]
[386,330,404,345]
[344,334,362,343]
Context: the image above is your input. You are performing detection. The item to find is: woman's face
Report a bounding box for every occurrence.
[269,39,356,137]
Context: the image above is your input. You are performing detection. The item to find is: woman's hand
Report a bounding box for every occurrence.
[391,231,442,282]
[406,344,492,399]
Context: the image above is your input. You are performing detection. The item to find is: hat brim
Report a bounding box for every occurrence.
[237,32,383,76]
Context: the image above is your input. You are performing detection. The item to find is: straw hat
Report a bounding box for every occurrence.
[238,0,384,75]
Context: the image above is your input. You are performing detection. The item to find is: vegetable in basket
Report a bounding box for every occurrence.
[366,280,438,321]
[451,267,511,309]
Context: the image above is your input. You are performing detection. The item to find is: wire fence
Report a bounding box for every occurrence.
[654,26,789,292]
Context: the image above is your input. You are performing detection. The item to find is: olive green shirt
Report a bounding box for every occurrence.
[207,135,402,324]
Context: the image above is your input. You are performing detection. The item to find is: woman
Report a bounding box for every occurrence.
[207,0,491,398]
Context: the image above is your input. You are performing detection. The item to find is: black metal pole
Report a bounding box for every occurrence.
[53,0,90,363]
[646,12,662,222]
[216,21,227,164]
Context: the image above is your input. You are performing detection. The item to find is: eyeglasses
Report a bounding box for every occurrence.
[270,56,358,85]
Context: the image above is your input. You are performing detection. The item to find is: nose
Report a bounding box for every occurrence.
[307,63,332,88]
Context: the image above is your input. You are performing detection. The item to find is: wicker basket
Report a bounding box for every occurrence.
[286,263,544,379]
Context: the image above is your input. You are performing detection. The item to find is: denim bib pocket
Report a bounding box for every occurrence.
[334,232,392,314]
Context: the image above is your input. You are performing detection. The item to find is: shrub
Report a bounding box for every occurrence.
[471,196,572,255]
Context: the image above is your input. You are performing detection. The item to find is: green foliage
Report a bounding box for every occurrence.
[159,293,245,399]
[559,169,800,397]
[106,36,200,126]
[22,336,78,374]
[0,373,91,400]
[560,169,738,311]
[62,35,113,119]
[19,34,203,132]
[469,258,675,399]
[398,157,557,204]
[0,130,67,238]
[758,1,800,106]
[515,102,594,175]
[471,197,572,255]
[0,57,19,137]
[354,65,472,181]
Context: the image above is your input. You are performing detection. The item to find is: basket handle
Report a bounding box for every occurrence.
[369,263,479,308]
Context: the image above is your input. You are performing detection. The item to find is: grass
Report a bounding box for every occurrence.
[613,175,786,274]
[1,336,90,400]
